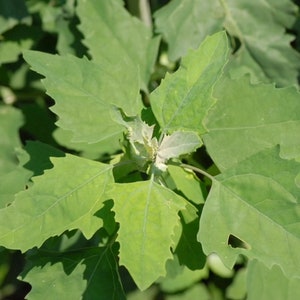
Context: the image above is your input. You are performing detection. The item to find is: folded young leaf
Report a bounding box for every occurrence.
[199,147,300,279]
[76,0,160,91]
[112,179,186,290]
[0,155,114,252]
[204,76,300,171]
[150,31,229,134]
[23,50,142,152]
[155,131,202,171]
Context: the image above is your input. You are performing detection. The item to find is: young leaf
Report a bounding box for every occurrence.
[76,0,160,91]
[150,31,229,134]
[155,131,201,171]
[203,76,300,171]
[112,179,186,290]
[198,147,300,279]
[23,50,142,152]
[0,155,113,252]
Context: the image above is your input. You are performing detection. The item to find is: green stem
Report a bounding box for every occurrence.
[127,0,152,28]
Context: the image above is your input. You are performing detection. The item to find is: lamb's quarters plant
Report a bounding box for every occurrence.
[0,0,300,299]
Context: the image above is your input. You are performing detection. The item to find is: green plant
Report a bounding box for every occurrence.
[1,0,300,299]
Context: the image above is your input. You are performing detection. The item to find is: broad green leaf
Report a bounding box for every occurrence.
[23,50,142,152]
[0,105,29,207]
[155,131,201,171]
[112,179,186,290]
[154,0,300,87]
[222,0,300,87]
[76,0,160,91]
[23,261,86,300]
[53,128,107,159]
[167,165,206,204]
[22,244,125,300]
[247,260,300,300]
[159,255,208,293]
[166,284,210,300]
[199,147,300,279]
[19,141,65,177]
[150,31,229,134]
[226,268,247,299]
[175,204,206,270]
[0,155,113,251]
[154,0,223,61]
[203,76,300,171]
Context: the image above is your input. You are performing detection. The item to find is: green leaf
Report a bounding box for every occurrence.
[23,261,86,300]
[167,165,206,204]
[22,243,125,300]
[154,0,223,61]
[155,131,201,171]
[0,105,29,207]
[150,31,229,134]
[0,155,113,251]
[222,0,300,87]
[159,255,208,293]
[226,268,247,299]
[198,147,300,279]
[112,179,186,290]
[165,284,210,300]
[247,260,300,300]
[203,76,300,171]
[175,204,206,270]
[23,50,142,152]
[76,0,160,91]
[154,0,300,87]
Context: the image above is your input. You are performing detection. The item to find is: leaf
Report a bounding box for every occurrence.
[203,76,300,171]
[112,179,186,290]
[247,260,300,300]
[154,0,223,61]
[175,204,206,270]
[20,141,65,177]
[159,255,208,293]
[198,147,300,279]
[150,31,229,134]
[154,0,300,87]
[155,131,202,171]
[167,165,206,204]
[22,243,125,300]
[223,0,300,87]
[0,105,29,207]
[76,0,160,91]
[0,155,113,252]
[23,261,86,300]
[226,268,247,300]
[23,50,142,151]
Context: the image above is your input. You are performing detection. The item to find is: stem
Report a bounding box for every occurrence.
[126,0,152,28]
[179,163,215,182]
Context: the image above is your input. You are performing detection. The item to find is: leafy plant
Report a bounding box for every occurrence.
[1,0,300,299]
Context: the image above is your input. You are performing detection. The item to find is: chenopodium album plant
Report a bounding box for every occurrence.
[1,1,300,299]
